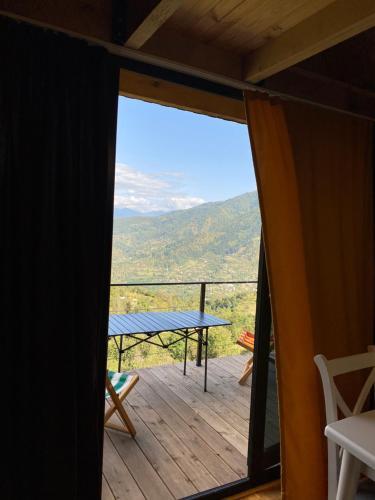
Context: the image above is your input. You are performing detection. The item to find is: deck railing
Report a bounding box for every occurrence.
[109,280,257,369]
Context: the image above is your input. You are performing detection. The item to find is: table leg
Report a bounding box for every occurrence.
[204,328,208,392]
[196,329,203,367]
[118,336,123,373]
[336,450,361,500]
[184,330,188,375]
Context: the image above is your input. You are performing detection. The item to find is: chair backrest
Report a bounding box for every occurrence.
[237,330,255,351]
[314,347,375,425]
[237,330,274,352]
[314,346,375,500]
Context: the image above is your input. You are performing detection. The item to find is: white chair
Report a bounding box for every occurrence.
[314,347,375,500]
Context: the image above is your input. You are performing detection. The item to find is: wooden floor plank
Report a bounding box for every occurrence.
[135,374,242,482]
[204,361,252,405]
[152,364,249,455]
[209,358,241,378]
[107,432,175,500]
[106,408,176,500]
[184,357,248,396]
[223,355,252,378]
[140,368,247,477]
[166,364,249,437]
[225,354,250,368]
[181,362,250,420]
[103,433,146,500]
[103,356,266,499]
[207,360,252,400]
[101,476,115,500]
[217,354,249,371]
[213,356,249,378]
[128,389,220,492]
[231,354,249,363]
[210,356,239,373]
[184,357,251,401]
[210,357,253,389]
[110,404,196,499]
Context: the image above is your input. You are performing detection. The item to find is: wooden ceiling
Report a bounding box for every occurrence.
[1,0,375,117]
[164,0,335,54]
[123,0,375,83]
[1,1,375,84]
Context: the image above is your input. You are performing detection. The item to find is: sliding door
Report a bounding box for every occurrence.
[248,237,280,484]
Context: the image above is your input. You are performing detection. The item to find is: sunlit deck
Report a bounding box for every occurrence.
[102,354,251,500]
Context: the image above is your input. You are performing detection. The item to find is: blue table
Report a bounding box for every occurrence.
[108,311,231,391]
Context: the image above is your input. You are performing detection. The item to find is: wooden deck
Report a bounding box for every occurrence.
[102,354,251,500]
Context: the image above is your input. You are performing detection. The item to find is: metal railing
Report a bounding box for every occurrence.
[110,280,257,367]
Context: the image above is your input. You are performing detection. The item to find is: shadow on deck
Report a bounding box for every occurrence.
[102,354,251,500]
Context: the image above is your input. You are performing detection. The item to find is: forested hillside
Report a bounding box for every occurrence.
[111,191,261,283]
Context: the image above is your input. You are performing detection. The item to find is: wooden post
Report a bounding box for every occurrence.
[196,283,206,366]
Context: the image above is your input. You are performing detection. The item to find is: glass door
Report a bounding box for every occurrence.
[248,236,280,484]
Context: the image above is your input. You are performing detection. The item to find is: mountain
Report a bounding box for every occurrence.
[114,207,166,217]
[111,191,261,283]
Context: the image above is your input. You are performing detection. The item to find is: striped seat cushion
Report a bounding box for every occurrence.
[105,371,133,398]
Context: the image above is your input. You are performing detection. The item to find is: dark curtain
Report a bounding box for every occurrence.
[0,17,119,499]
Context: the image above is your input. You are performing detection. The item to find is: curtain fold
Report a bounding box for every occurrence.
[0,17,119,499]
[245,92,373,499]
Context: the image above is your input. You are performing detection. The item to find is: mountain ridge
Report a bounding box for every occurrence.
[114,207,167,217]
[111,191,261,283]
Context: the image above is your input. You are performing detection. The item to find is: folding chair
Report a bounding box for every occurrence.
[237,330,256,385]
[104,370,139,436]
[237,330,274,385]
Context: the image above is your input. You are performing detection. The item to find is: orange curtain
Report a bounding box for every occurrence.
[245,92,374,499]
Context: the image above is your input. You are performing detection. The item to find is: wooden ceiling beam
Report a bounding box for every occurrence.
[119,69,246,123]
[124,0,185,49]
[244,0,375,83]
[262,67,375,120]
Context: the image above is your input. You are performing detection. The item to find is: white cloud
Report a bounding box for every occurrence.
[114,163,204,212]
[169,196,205,210]
[115,164,168,193]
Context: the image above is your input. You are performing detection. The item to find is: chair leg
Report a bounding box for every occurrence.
[327,440,339,500]
[105,375,137,437]
[113,404,136,437]
[238,356,253,385]
[105,398,136,437]
[336,450,361,500]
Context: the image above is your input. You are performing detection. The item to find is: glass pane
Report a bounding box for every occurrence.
[263,338,280,468]
[248,244,280,482]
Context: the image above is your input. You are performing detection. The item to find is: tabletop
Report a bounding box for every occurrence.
[108,310,231,336]
[325,410,375,470]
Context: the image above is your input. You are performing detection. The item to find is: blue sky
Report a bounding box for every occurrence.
[115,96,255,213]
